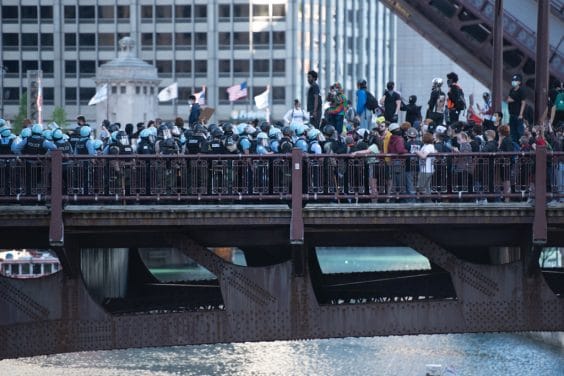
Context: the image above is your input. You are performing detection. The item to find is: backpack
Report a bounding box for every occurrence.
[556,91,564,111]
[455,87,466,111]
[365,90,378,111]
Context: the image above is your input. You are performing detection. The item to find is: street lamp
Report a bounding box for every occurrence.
[0,65,6,119]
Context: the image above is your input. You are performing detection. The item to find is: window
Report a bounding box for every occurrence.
[4,87,20,104]
[41,61,54,77]
[218,32,231,48]
[22,33,38,48]
[65,60,76,77]
[141,33,153,48]
[40,6,53,20]
[179,88,191,101]
[194,60,207,76]
[44,264,52,274]
[79,33,96,49]
[175,5,191,19]
[141,5,152,19]
[253,32,269,46]
[78,6,95,21]
[218,4,230,19]
[64,6,75,21]
[2,6,18,21]
[117,6,129,19]
[176,60,191,75]
[43,87,54,104]
[273,59,285,74]
[98,5,114,20]
[218,87,230,103]
[175,33,191,47]
[194,5,207,19]
[21,6,38,21]
[254,60,269,75]
[65,33,76,48]
[233,60,249,75]
[112,86,117,94]
[233,4,249,20]
[156,5,172,19]
[155,33,172,47]
[136,86,141,95]
[79,61,96,75]
[2,33,19,48]
[219,60,231,76]
[194,33,207,48]
[22,61,38,72]
[99,33,115,49]
[21,264,30,275]
[40,34,54,48]
[272,4,286,17]
[272,87,285,103]
[233,32,249,48]
[2,61,19,75]
[80,88,96,103]
[156,60,173,75]
[273,32,285,47]
[120,86,126,94]
[253,5,268,17]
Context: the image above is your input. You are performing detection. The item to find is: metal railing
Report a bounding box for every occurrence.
[0,149,557,204]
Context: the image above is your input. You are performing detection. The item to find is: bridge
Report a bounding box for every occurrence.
[0,148,563,359]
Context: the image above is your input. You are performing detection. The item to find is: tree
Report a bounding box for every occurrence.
[51,107,67,128]
[12,91,27,134]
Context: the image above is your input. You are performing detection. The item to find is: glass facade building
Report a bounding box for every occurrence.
[0,1,396,124]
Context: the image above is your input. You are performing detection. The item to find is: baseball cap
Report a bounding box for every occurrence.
[511,74,522,82]
[406,128,418,138]
[388,123,400,132]
[435,125,447,134]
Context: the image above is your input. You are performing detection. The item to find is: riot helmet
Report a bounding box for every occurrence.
[31,123,43,135]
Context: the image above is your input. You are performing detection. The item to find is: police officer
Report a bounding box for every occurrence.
[205,128,227,154]
[52,129,73,154]
[74,126,97,156]
[136,129,155,154]
[0,126,17,154]
[14,124,56,155]
[185,123,207,154]
[106,130,134,155]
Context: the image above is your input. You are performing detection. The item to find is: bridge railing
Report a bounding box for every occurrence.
[0,150,555,204]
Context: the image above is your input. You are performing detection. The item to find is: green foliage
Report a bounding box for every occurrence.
[12,91,27,134]
[51,107,67,128]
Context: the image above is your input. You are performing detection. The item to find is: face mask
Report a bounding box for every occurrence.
[511,81,519,88]
[492,116,497,123]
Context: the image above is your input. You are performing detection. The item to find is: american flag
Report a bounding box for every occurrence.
[227,81,247,102]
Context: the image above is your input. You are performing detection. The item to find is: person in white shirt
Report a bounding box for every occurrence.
[415,132,437,199]
[284,99,308,131]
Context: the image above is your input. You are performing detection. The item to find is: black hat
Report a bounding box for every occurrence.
[512,74,522,82]
[76,115,86,122]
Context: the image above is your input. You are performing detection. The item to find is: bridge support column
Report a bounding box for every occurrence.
[491,0,503,112]
[291,244,308,277]
[535,0,550,124]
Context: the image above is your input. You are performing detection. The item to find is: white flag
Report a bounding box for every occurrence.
[158,83,178,102]
[254,86,270,110]
[88,84,108,106]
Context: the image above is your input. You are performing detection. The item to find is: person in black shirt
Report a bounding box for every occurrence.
[507,73,527,143]
[307,70,321,129]
[402,95,422,128]
[379,81,401,123]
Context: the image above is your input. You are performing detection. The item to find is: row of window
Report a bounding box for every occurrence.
[2,32,286,50]
[2,59,286,77]
[2,86,287,104]
[0,4,285,22]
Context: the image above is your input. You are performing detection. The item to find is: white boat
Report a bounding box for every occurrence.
[0,249,61,279]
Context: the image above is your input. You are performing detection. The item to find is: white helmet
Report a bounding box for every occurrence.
[307,128,320,141]
[432,77,443,87]
[257,132,268,140]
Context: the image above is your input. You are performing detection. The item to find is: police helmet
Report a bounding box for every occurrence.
[108,123,121,133]
[32,123,43,135]
[43,130,53,141]
[80,125,92,138]
[432,77,443,87]
[223,122,234,134]
[211,128,224,138]
[0,119,6,128]
[259,122,270,133]
[307,128,320,141]
[244,125,256,135]
[111,131,119,142]
[193,124,205,134]
[1,128,12,138]
[322,124,336,137]
[52,129,65,141]
[92,140,104,151]
[295,125,307,136]
[20,128,32,138]
[269,127,282,139]
[257,132,269,140]
[282,126,293,137]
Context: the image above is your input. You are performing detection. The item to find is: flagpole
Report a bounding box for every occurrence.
[106,82,109,122]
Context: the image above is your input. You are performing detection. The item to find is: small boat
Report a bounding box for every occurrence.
[0,249,61,279]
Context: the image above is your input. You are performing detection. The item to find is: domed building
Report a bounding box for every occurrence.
[93,36,160,128]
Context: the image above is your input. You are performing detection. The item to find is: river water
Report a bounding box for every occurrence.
[1,247,563,375]
[0,333,562,376]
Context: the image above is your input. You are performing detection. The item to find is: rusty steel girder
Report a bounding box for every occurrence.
[0,232,562,360]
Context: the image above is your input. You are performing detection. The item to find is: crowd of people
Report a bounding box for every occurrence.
[0,71,562,201]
